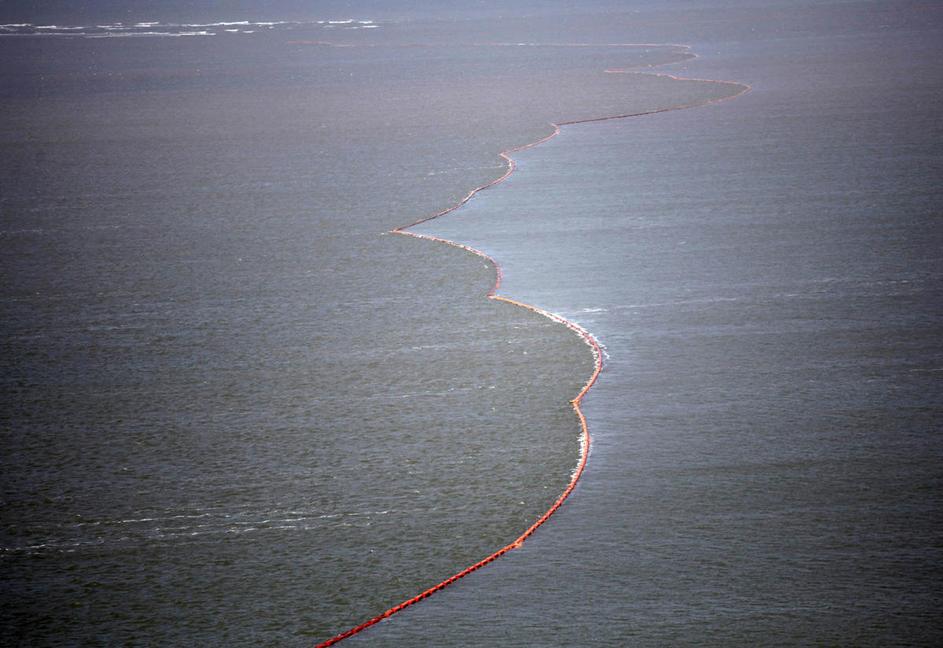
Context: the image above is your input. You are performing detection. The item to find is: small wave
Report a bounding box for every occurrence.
[5,507,399,554]
[71,512,213,526]
[0,31,88,37]
[2,18,379,38]
[85,30,215,38]
[180,20,250,27]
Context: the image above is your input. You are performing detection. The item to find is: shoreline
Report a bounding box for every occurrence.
[316,49,749,648]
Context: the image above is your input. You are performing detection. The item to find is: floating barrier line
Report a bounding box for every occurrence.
[315,51,750,648]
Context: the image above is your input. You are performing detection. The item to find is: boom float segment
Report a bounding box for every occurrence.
[315,50,749,647]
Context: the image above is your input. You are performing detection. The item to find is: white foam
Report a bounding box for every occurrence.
[328,19,354,24]
[1,19,320,37]
[85,30,215,38]
[183,20,250,27]
[168,30,215,37]
[2,31,87,37]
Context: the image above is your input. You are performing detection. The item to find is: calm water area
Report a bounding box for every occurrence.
[2,1,941,646]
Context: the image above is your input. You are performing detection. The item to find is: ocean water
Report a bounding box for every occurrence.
[396,4,943,646]
[2,2,942,646]
[1,5,740,646]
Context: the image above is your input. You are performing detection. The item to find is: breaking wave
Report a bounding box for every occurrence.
[0,18,382,38]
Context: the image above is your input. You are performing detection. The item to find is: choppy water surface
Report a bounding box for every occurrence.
[2,1,942,646]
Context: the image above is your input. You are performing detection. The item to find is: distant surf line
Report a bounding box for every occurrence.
[315,45,749,647]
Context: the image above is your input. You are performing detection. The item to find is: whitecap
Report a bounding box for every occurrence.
[85,30,215,38]
[183,20,249,27]
[9,31,88,37]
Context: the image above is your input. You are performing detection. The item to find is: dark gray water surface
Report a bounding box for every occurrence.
[398,4,943,647]
[0,6,742,646]
[2,2,942,646]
